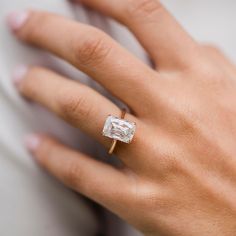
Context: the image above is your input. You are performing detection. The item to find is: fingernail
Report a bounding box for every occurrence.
[12,65,28,88]
[25,134,42,152]
[7,11,29,31]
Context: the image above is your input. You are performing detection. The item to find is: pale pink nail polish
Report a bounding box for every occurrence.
[25,134,41,152]
[12,65,28,87]
[7,11,29,31]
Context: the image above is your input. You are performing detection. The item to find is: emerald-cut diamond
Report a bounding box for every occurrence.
[102,115,136,143]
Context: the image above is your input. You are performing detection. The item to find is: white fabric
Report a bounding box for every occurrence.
[0,0,235,236]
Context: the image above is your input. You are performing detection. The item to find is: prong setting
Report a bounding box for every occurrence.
[103,115,136,144]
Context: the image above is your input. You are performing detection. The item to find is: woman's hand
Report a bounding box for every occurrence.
[7,1,236,235]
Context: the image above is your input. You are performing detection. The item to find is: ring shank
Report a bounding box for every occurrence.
[108,140,118,155]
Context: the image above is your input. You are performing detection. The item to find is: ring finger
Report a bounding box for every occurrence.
[14,66,142,163]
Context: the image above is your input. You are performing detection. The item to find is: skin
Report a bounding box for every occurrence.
[7,0,236,235]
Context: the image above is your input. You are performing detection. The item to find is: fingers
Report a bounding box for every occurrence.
[26,134,131,215]
[8,10,156,112]
[15,65,143,167]
[75,0,198,70]
[14,66,124,147]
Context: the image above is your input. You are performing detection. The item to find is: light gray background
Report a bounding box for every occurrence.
[0,1,235,236]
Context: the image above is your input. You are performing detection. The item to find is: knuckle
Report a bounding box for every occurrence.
[191,57,225,83]
[135,184,160,207]
[73,30,112,67]
[161,153,182,174]
[58,89,93,122]
[126,0,163,20]
[199,64,225,83]
[203,44,221,54]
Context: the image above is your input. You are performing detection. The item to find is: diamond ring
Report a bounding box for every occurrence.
[102,108,136,155]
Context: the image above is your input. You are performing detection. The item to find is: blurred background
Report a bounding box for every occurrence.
[164,0,236,61]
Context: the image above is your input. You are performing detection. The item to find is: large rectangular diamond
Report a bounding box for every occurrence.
[103,115,136,143]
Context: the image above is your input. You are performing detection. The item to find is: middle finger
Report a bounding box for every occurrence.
[10,10,158,113]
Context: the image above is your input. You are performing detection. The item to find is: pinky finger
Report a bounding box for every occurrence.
[25,134,132,215]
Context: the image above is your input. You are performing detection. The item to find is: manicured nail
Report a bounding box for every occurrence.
[7,11,29,31]
[25,134,42,152]
[12,65,28,88]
